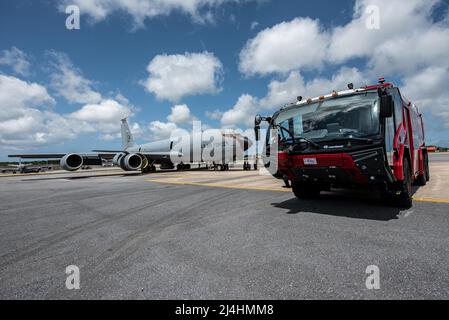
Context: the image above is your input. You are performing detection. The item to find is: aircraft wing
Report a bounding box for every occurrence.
[8,153,67,159]
[8,153,117,160]
[141,152,182,156]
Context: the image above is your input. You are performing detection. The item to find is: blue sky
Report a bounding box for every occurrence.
[1,0,449,160]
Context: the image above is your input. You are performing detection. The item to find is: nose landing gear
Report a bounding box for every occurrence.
[176,163,191,171]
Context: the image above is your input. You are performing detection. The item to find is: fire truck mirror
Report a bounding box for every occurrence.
[380,95,393,118]
[255,115,262,126]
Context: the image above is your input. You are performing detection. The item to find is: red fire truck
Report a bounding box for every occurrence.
[255,78,429,208]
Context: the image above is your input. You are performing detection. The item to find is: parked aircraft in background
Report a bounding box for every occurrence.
[1,162,51,174]
[9,119,252,173]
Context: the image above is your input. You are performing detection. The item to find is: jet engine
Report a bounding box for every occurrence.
[60,153,83,171]
[119,153,143,171]
[112,152,126,166]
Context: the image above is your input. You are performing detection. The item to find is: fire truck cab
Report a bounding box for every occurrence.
[255,79,429,208]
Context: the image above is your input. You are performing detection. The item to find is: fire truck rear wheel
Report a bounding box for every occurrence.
[292,181,321,199]
[425,152,430,182]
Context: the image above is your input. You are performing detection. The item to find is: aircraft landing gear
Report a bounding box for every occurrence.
[215,164,229,171]
[243,162,251,171]
[141,165,156,174]
[176,163,191,171]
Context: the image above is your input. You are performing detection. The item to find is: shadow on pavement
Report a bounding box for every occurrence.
[272,191,405,221]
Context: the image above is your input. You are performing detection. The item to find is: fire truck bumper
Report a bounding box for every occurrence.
[280,147,394,188]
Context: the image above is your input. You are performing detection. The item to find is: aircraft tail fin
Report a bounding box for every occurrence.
[121,118,137,150]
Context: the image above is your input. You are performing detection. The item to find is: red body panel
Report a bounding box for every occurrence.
[279,151,367,184]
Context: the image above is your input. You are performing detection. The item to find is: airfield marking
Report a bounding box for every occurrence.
[146,179,292,193]
[4,169,449,204]
[146,179,449,204]
[412,197,449,204]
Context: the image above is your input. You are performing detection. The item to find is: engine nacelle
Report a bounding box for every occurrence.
[120,153,143,171]
[60,153,83,171]
[112,153,126,166]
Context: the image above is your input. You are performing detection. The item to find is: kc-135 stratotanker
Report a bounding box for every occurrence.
[9,119,252,173]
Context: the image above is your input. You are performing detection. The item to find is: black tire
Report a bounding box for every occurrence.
[393,158,413,208]
[292,181,321,199]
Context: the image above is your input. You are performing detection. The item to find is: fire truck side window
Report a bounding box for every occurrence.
[393,89,403,129]
[411,110,421,149]
[384,112,395,157]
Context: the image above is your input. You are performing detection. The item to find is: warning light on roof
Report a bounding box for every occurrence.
[378,77,386,84]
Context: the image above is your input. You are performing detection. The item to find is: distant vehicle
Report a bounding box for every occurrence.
[255,78,429,208]
[1,163,48,174]
[9,118,252,174]
[101,159,115,167]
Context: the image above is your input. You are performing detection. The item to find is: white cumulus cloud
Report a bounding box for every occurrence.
[0,72,134,148]
[148,120,189,140]
[219,67,366,128]
[221,94,258,128]
[142,51,223,102]
[57,0,259,28]
[167,104,194,124]
[239,17,329,76]
[71,99,131,123]
[0,74,55,121]
[0,47,31,76]
[48,51,102,104]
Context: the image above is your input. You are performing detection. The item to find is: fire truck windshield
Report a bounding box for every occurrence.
[274,92,380,143]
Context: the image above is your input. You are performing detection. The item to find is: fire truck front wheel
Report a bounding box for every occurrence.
[393,158,413,208]
[292,181,321,199]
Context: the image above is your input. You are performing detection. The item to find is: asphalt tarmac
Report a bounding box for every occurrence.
[0,155,448,299]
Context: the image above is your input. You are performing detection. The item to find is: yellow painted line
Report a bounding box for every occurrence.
[146,179,291,193]
[147,179,449,204]
[413,197,449,204]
